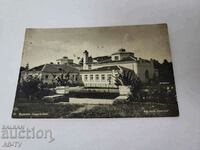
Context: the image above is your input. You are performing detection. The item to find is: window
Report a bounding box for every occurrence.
[114,56,119,60]
[90,74,93,81]
[95,74,99,81]
[80,75,83,81]
[88,65,92,70]
[75,75,78,81]
[101,74,105,81]
[84,75,88,81]
[45,75,48,79]
[58,68,63,72]
[107,74,112,82]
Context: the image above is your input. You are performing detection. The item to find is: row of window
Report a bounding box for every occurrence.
[82,74,114,82]
[44,74,78,81]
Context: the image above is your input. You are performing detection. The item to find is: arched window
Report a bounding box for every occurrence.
[95,74,99,81]
[101,74,105,81]
[90,74,93,81]
[84,75,88,81]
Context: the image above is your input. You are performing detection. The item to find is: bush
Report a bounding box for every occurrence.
[114,66,142,98]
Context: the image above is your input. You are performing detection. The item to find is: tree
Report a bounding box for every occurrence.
[55,70,71,86]
[114,66,142,98]
[25,63,29,71]
[21,75,42,101]
[79,58,83,65]
[159,60,175,83]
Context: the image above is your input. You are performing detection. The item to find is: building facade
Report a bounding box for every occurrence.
[22,49,157,88]
[23,63,82,86]
[80,48,156,88]
[80,66,120,88]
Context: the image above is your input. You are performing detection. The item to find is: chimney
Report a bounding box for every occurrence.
[83,50,89,69]
[83,50,89,64]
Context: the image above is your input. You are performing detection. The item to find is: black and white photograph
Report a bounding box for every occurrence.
[12,24,179,118]
[1,0,200,149]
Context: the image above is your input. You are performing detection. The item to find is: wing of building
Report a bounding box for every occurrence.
[25,63,82,85]
[80,48,156,88]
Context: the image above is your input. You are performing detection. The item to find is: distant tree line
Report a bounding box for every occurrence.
[153,59,175,83]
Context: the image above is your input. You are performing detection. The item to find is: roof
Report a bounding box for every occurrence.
[81,65,128,72]
[29,65,45,71]
[112,52,134,55]
[70,63,82,68]
[92,56,137,64]
[56,57,73,61]
[93,56,111,62]
[29,64,79,73]
[111,48,134,55]
[137,58,151,63]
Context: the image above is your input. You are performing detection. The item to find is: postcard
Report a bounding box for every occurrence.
[12,24,179,118]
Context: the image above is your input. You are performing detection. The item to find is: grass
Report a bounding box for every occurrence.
[12,103,82,118]
[12,84,179,118]
[12,101,179,118]
[67,102,179,118]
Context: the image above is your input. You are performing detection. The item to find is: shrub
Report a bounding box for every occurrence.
[114,66,142,98]
[20,75,42,101]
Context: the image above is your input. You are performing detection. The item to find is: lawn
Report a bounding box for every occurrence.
[12,101,179,118]
[67,102,179,118]
[12,103,82,118]
[12,83,178,118]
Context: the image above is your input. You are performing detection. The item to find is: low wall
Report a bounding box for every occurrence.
[69,98,114,104]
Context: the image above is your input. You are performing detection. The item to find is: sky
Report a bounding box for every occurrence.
[21,24,172,68]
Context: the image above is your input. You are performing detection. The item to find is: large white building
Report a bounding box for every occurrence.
[80,48,156,88]
[24,49,157,88]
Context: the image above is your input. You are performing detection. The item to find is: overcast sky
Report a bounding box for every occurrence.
[21,24,172,68]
